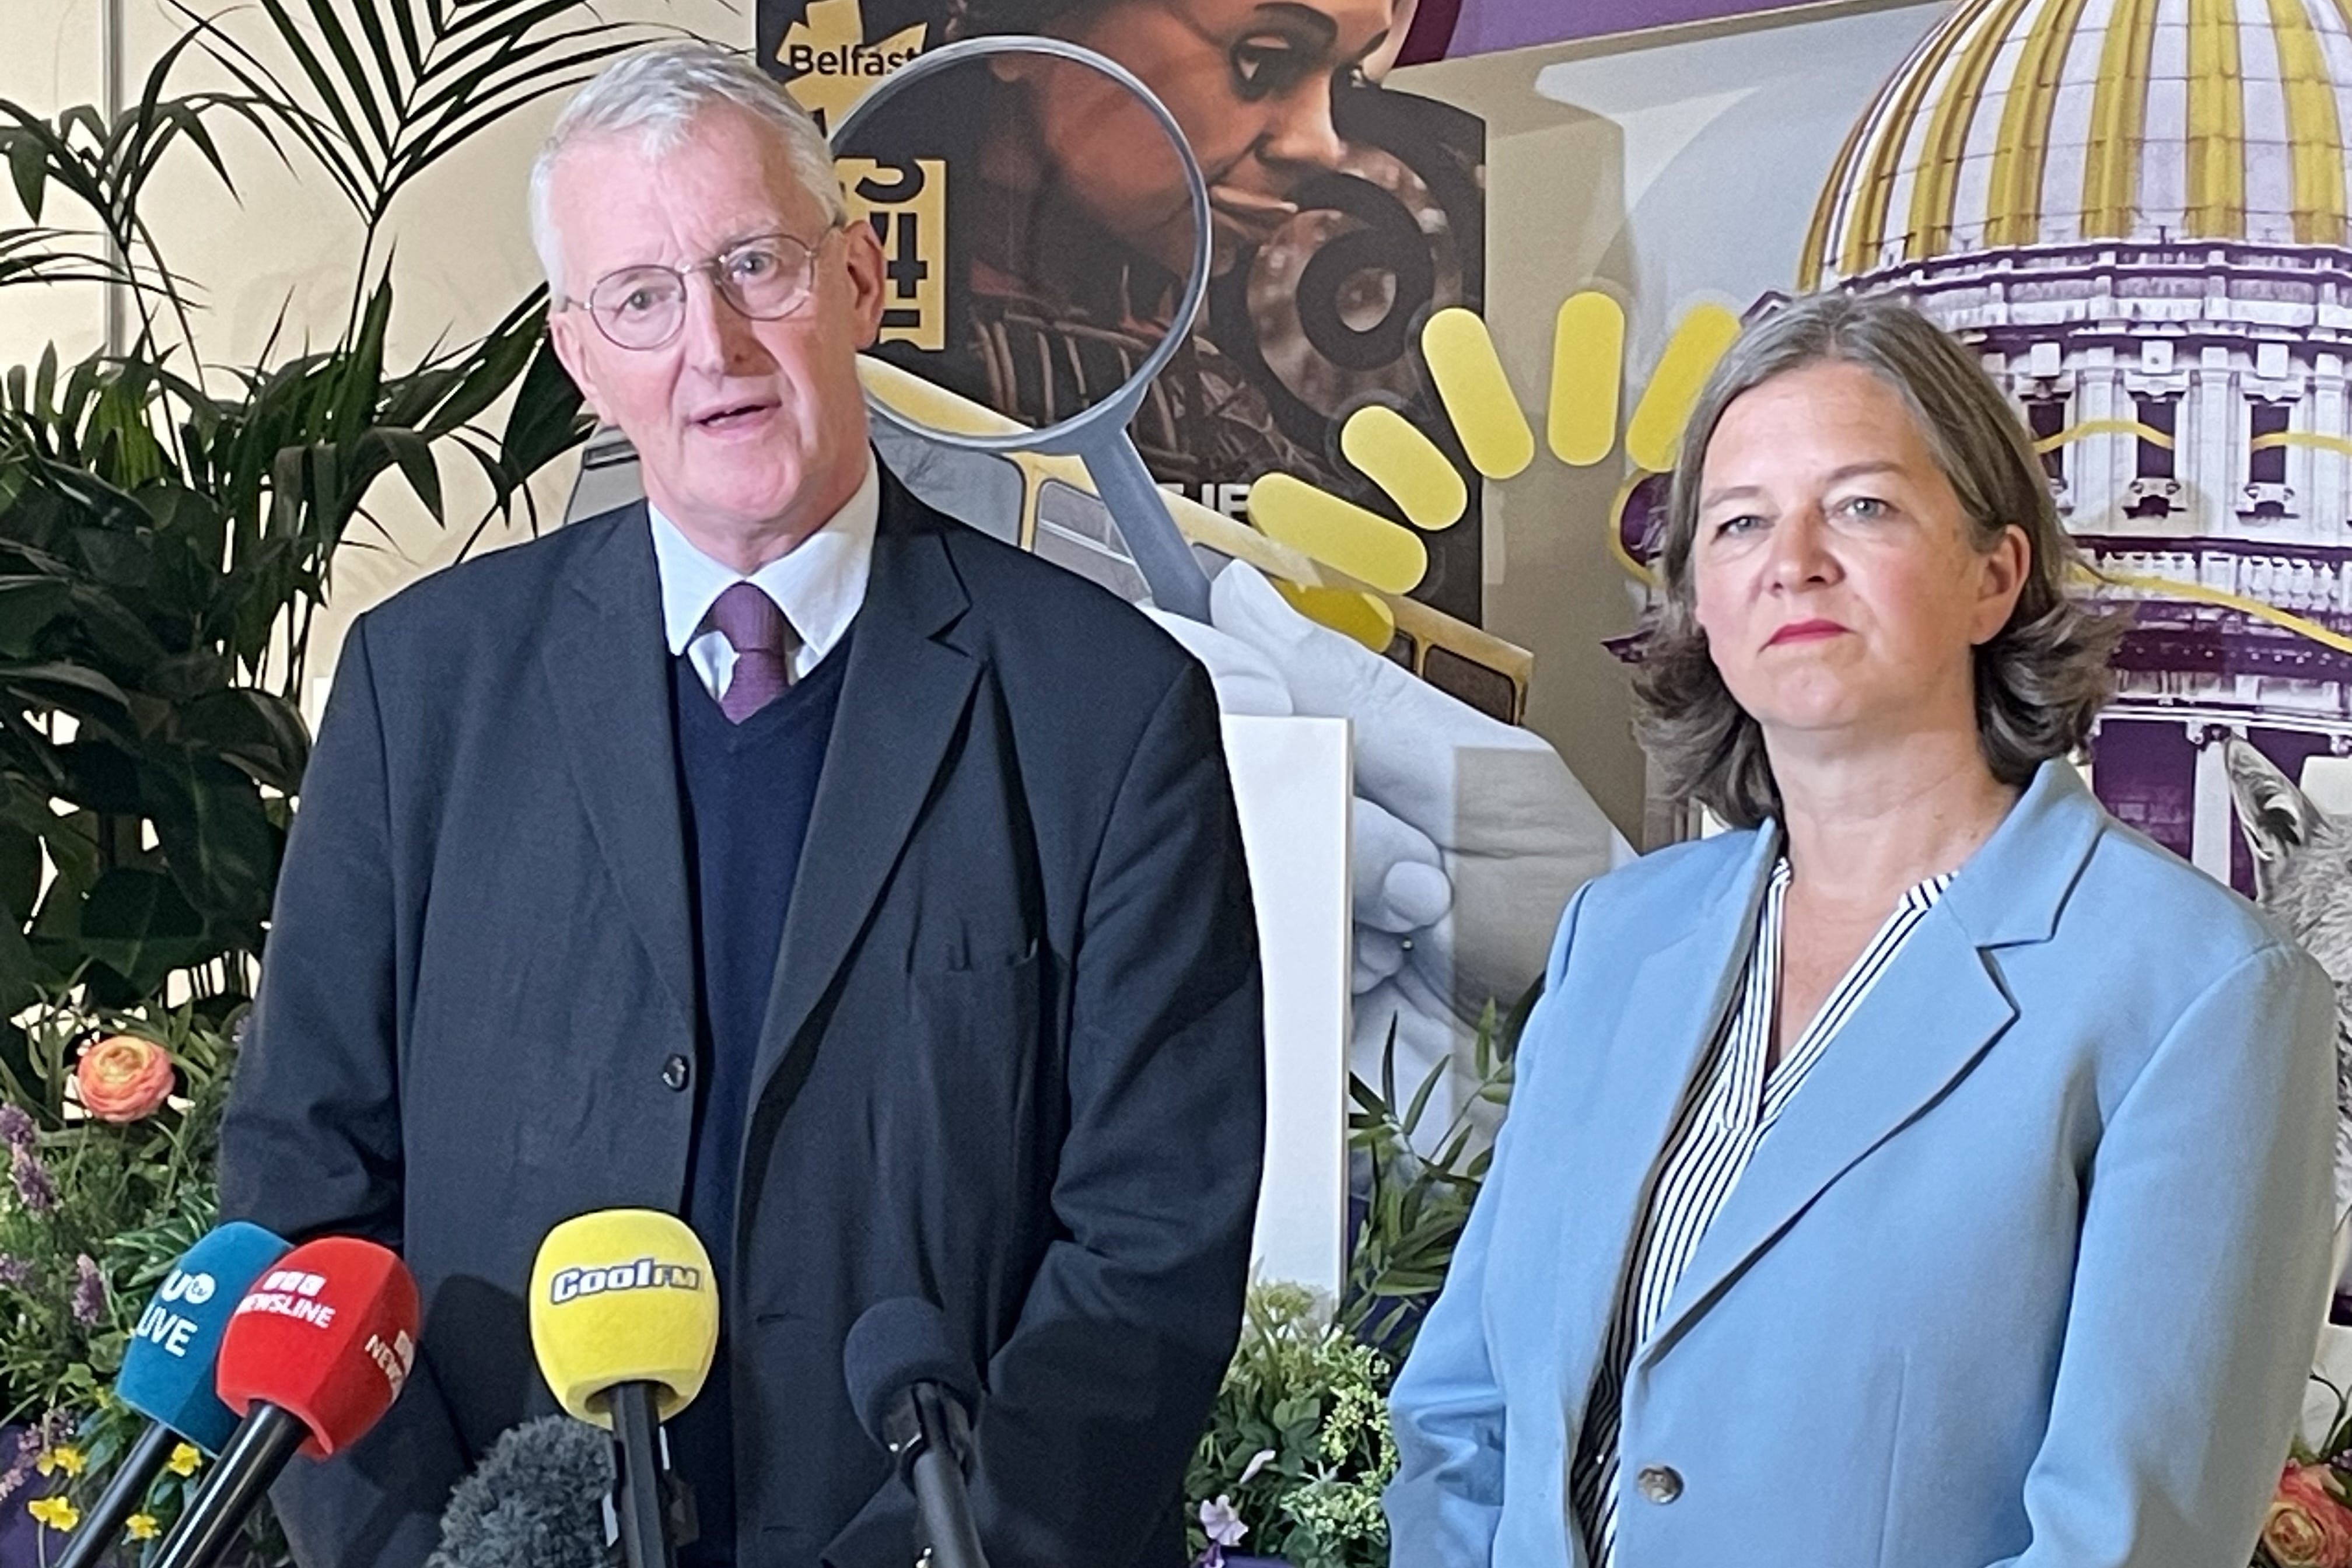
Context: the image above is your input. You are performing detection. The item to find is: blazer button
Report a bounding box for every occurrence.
[660,1054,691,1092]
[1635,1465,1684,1504]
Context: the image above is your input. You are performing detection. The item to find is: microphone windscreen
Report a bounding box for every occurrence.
[529,1209,717,1426]
[214,1235,421,1458]
[427,1415,610,1568]
[843,1297,979,1450]
[117,1222,290,1455]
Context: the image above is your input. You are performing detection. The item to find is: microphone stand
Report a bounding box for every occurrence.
[152,1406,307,1568]
[884,1384,985,1568]
[604,1383,681,1568]
[57,1424,177,1568]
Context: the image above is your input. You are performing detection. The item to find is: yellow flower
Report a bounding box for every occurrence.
[27,1495,78,1532]
[124,1513,158,1540]
[164,1443,200,1478]
[34,1446,83,1478]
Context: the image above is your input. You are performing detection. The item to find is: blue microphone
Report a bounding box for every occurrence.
[57,1222,289,1568]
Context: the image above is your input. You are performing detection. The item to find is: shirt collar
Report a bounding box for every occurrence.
[647,454,879,662]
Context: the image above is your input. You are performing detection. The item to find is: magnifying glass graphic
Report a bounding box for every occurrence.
[831,35,1216,624]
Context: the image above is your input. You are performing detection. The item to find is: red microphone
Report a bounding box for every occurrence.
[150,1236,421,1568]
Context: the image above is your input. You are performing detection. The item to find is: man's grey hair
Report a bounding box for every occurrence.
[528,41,849,296]
[1632,290,2125,828]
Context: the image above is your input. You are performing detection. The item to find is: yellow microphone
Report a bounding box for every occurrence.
[529,1210,718,1568]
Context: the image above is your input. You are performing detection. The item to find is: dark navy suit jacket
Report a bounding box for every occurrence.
[219,470,1265,1567]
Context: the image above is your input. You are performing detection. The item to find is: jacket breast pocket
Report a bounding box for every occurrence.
[900,943,1047,1165]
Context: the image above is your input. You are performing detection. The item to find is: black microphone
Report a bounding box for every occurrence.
[428,1416,611,1568]
[843,1298,989,1568]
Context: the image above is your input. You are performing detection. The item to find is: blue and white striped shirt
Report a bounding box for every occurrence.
[1568,855,1952,1566]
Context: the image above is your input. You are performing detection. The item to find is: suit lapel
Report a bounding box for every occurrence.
[541,506,697,1027]
[752,477,979,1104]
[1635,760,2104,1365]
[1550,831,1779,1392]
[1635,911,2016,1364]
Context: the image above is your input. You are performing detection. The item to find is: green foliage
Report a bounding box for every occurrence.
[1186,1284,1398,1568]
[1342,986,1534,1360]
[1188,984,1538,1567]
[0,0,660,1027]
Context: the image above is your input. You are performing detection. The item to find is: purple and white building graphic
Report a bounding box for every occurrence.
[1798,0,2352,898]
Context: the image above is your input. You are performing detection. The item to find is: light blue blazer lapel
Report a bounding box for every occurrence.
[1636,761,2105,1367]
[1550,828,1780,1399]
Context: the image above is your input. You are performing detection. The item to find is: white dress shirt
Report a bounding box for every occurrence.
[647,456,879,699]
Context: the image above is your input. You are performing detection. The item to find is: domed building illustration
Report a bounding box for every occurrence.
[1799,0,2352,890]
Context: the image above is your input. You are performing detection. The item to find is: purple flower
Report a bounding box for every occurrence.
[10,1147,55,1216]
[0,1105,33,1153]
[0,1254,30,1289]
[69,1254,103,1328]
[0,1415,67,1504]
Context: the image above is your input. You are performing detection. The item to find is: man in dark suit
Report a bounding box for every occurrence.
[218,40,1265,1568]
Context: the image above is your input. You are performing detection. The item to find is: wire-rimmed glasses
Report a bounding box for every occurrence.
[562,227,840,351]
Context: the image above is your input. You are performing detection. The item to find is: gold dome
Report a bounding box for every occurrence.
[1802,0,2352,286]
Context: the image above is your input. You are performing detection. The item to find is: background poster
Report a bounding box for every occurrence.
[755,0,1490,624]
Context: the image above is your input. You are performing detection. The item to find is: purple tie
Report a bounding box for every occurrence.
[706,581,798,723]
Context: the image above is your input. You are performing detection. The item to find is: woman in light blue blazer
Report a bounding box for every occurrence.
[1385,293,2340,1568]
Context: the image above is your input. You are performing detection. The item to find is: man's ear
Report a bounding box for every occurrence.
[547,308,609,424]
[838,218,888,351]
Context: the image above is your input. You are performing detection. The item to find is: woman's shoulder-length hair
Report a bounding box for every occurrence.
[1632,291,2124,830]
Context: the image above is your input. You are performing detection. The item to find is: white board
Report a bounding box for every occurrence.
[1222,714,1352,1299]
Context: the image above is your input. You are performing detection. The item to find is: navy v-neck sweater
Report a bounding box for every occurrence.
[668,628,848,1566]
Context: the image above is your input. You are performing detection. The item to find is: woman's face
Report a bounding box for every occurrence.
[1690,360,2028,758]
[1010,0,1398,274]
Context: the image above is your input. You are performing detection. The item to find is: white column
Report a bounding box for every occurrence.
[2192,724,2236,883]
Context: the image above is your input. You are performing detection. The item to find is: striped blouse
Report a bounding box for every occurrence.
[1567,855,1952,1566]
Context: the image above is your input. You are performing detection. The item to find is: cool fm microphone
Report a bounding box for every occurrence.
[151,1236,421,1568]
[530,1209,718,1568]
[844,1297,989,1568]
[55,1222,289,1568]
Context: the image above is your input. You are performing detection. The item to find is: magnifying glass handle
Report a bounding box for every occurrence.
[1079,431,1212,623]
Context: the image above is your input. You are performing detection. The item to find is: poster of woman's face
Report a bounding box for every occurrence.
[762,0,1489,622]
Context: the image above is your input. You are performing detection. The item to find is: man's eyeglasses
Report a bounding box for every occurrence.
[561,227,841,351]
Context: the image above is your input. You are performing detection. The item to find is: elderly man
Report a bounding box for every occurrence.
[219,41,1264,1568]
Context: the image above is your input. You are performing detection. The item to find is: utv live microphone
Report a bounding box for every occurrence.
[428,1415,612,1568]
[55,1222,289,1568]
[151,1236,421,1568]
[843,1297,989,1568]
[529,1210,718,1568]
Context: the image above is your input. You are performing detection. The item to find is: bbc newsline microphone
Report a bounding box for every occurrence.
[150,1235,421,1568]
[55,1222,290,1568]
[529,1209,719,1568]
[844,1297,990,1568]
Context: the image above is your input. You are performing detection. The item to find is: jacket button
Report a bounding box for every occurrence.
[660,1054,691,1092]
[1635,1465,1683,1504]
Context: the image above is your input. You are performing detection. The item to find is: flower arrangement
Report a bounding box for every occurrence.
[0,1003,258,1562]
[1186,1283,1397,1568]
[1186,992,1532,1568]
[2260,1376,2352,1568]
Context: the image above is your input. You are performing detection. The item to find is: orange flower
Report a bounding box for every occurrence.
[74,1036,174,1124]
[2266,1464,2352,1568]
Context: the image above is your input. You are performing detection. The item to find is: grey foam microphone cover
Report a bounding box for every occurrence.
[428,1415,611,1568]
